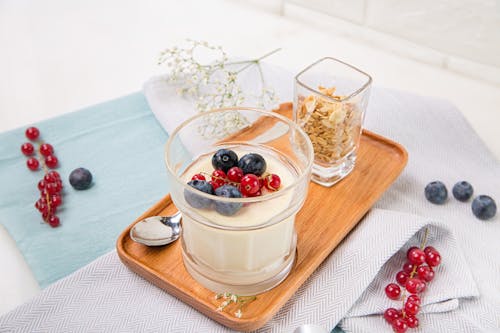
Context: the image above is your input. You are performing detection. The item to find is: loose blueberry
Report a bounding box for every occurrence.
[214,185,243,216]
[184,180,213,209]
[69,168,93,190]
[238,153,266,176]
[452,181,473,202]
[424,181,448,204]
[471,195,497,220]
[211,149,238,173]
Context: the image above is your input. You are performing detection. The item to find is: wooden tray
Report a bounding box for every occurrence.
[117,103,408,331]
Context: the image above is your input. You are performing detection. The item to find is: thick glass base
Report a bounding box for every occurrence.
[311,151,356,187]
[181,233,297,296]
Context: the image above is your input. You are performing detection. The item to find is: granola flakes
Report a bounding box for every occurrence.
[297,86,361,164]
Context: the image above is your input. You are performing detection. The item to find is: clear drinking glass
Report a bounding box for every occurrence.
[294,57,372,187]
[165,107,314,295]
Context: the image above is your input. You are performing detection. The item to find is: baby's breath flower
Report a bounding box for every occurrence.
[234,309,242,318]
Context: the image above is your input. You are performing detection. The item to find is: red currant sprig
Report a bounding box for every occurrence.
[383,228,441,332]
[21,127,63,228]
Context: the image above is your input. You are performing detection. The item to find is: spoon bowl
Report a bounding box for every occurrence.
[130,211,182,246]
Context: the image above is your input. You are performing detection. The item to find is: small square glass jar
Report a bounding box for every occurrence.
[294,57,372,187]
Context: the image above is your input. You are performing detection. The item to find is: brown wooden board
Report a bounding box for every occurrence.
[116,103,408,331]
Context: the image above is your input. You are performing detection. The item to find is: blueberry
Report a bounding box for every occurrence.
[472,195,497,220]
[212,149,238,173]
[238,153,266,176]
[424,181,448,204]
[69,167,93,190]
[214,185,243,216]
[184,180,213,209]
[452,181,474,202]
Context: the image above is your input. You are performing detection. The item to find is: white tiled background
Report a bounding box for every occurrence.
[0,0,499,315]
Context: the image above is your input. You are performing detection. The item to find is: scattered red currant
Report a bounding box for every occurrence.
[21,142,35,156]
[39,143,54,156]
[383,308,401,324]
[45,155,58,168]
[406,315,419,328]
[405,278,425,294]
[392,318,408,333]
[264,173,281,191]
[404,300,420,315]
[48,215,60,228]
[407,294,421,306]
[402,262,415,274]
[385,283,401,300]
[27,158,39,171]
[425,249,441,267]
[396,270,409,286]
[25,127,40,140]
[416,265,434,282]
[407,248,426,265]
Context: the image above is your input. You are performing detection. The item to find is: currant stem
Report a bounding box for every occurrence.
[36,141,52,222]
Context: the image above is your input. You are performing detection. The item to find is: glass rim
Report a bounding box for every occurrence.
[164,106,315,204]
[295,57,372,103]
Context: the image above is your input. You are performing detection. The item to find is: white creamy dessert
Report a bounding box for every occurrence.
[179,147,298,292]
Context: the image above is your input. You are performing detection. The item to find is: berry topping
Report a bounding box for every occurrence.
[385,283,401,300]
[214,185,243,216]
[240,174,260,196]
[21,142,35,156]
[264,174,281,191]
[238,153,266,176]
[416,265,434,282]
[383,308,401,324]
[471,195,497,220]
[39,143,54,157]
[45,155,58,168]
[27,157,39,171]
[69,167,93,190]
[211,149,238,173]
[25,127,40,141]
[209,180,220,191]
[407,248,426,265]
[452,181,473,202]
[184,180,214,209]
[191,173,206,181]
[424,181,448,204]
[211,169,227,187]
[227,167,244,183]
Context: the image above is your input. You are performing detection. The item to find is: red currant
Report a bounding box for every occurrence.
[425,250,441,267]
[27,158,39,171]
[243,190,262,197]
[25,127,40,141]
[407,294,421,306]
[227,167,244,183]
[407,248,426,265]
[385,283,401,300]
[39,143,54,156]
[258,177,264,189]
[51,195,62,207]
[264,174,281,191]
[405,278,425,294]
[417,265,435,282]
[209,180,220,191]
[402,262,415,274]
[46,183,59,195]
[47,170,60,179]
[383,308,401,324]
[424,246,436,255]
[392,318,408,333]
[404,300,420,315]
[44,173,57,183]
[45,155,58,168]
[406,315,419,328]
[21,142,35,156]
[191,173,206,181]
[38,180,46,191]
[240,174,260,196]
[395,270,409,286]
[211,169,227,187]
[48,215,60,227]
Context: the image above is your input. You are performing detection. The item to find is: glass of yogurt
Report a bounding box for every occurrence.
[165,107,314,295]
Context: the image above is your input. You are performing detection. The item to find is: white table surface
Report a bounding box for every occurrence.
[1,0,499,316]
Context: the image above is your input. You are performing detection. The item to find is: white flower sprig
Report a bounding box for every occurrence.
[158,40,280,138]
[215,292,257,318]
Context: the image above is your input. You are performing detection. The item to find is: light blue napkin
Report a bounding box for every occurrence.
[0,93,170,288]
